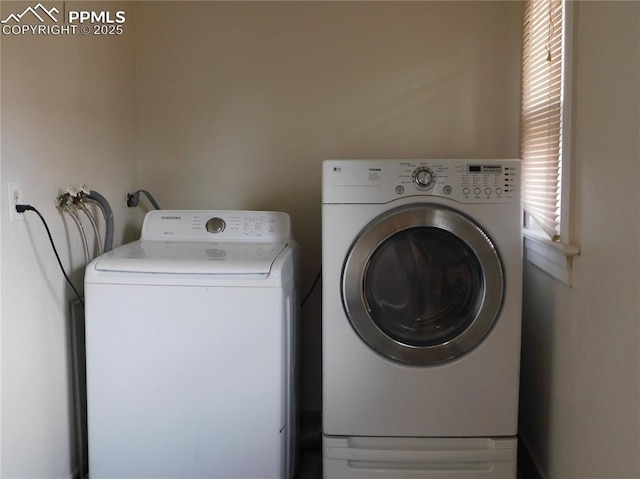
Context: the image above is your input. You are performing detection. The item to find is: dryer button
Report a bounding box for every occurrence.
[206,217,226,234]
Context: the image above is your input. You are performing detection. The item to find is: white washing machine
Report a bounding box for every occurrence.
[322,160,522,478]
[84,210,298,479]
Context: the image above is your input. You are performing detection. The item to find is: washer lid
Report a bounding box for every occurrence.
[93,240,288,275]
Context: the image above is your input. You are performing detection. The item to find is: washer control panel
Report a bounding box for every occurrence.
[141,210,291,241]
[323,159,520,204]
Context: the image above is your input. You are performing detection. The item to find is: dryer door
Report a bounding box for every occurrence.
[342,204,504,365]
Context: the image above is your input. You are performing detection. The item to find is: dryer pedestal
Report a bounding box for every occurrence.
[323,436,517,479]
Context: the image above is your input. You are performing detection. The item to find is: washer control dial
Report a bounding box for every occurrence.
[205,217,226,234]
[412,167,436,190]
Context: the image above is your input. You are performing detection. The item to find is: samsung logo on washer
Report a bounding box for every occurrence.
[161,215,181,220]
[369,168,382,171]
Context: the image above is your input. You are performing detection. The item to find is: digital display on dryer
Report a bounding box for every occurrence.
[467,165,503,174]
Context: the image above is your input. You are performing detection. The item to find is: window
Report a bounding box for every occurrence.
[521,0,579,285]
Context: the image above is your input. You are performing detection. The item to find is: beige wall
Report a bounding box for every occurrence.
[0,2,137,477]
[132,0,523,410]
[1,2,522,475]
[519,2,640,478]
[8,2,638,478]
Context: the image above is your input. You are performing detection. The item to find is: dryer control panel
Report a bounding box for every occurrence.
[323,159,520,205]
[140,210,291,242]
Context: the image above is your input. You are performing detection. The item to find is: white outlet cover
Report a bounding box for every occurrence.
[7,182,23,223]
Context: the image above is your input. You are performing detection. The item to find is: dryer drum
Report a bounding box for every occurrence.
[342,204,505,365]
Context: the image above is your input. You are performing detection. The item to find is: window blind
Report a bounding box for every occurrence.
[521,0,564,240]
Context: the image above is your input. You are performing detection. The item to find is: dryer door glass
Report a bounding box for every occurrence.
[364,227,483,348]
[342,204,504,365]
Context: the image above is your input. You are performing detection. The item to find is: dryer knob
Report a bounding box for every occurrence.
[206,217,226,234]
[413,167,435,189]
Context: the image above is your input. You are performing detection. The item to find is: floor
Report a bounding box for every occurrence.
[297,450,322,479]
[296,411,323,479]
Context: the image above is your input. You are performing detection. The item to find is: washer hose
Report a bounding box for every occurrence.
[85,190,114,252]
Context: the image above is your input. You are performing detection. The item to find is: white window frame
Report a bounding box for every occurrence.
[522,0,580,286]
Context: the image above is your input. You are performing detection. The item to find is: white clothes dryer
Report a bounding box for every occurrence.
[84,210,298,479]
[322,160,522,478]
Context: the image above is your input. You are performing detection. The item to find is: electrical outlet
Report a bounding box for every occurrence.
[125,187,132,213]
[7,182,23,223]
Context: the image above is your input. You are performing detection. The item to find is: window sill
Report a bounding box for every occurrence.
[523,228,580,286]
